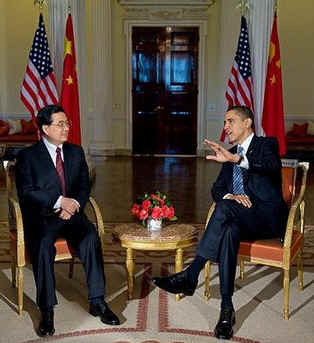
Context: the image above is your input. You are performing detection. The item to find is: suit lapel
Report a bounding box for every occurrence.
[38,140,56,170]
[246,135,257,157]
[243,135,257,184]
[38,140,64,194]
[62,143,72,194]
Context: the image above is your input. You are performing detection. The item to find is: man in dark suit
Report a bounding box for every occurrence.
[15,105,120,337]
[152,106,288,340]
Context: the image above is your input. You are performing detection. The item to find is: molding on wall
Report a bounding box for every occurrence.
[119,0,215,8]
[285,115,314,121]
[0,113,32,120]
[120,8,213,20]
[89,146,132,157]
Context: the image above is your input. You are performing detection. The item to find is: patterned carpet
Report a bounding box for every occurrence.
[1,221,314,265]
[0,221,314,342]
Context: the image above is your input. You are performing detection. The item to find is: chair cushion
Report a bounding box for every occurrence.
[239,231,303,262]
[291,123,308,136]
[10,230,74,261]
[281,167,295,207]
[7,119,23,135]
[21,119,38,135]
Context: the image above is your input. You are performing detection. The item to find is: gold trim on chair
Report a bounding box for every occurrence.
[203,160,309,320]
[8,193,105,315]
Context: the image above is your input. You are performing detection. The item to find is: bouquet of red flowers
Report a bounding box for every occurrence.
[131,191,178,224]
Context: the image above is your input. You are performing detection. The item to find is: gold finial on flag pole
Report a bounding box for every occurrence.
[274,0,278,13]
[68,0,72,13]
[236,0,250,16]
[34,0,48,10]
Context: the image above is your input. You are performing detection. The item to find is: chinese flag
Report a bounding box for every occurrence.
[61,14,81,145]
[262,13,286,156]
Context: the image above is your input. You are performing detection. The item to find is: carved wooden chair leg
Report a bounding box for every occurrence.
[239,258,245,280]
[68,257,75,279]
[283,268,290,320]
[297,250,304,291]
[204,261,211,301]
[17,266,24,316]
[11,255,16,288]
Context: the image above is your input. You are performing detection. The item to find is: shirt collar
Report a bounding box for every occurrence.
[238,133,254,154]
[42,136,63,153]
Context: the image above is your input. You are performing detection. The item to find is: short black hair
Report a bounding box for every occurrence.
[227,106,255,129]
[36,104,65,132]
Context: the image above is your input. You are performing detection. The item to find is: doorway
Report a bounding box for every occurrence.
[132,27,199,155]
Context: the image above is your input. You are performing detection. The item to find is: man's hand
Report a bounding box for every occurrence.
[61,197,80,215]
[58,209,72,220]
[204,139,240,163]
[225,194,252,208]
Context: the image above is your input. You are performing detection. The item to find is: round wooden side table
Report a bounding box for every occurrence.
[113,223,198,301]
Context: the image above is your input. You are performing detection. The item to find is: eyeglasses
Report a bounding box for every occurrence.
[49,120,72,129]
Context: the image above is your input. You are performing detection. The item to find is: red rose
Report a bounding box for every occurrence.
[142,199,151,210]
[151,206,162,220]
[139,208,149,220]
[161,205,170,218]
[167,206,175,219]
[131,204,140,217]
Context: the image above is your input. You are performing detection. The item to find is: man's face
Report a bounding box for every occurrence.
[224,110,252,144]
[43,112,70,146]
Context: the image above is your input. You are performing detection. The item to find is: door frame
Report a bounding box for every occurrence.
[124,20,208,155]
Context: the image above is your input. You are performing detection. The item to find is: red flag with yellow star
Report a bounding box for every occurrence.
[61,14,81,145]
[262,13,286,156]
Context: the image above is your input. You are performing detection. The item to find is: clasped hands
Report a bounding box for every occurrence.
[59,197,80,220]
[204,139,252,208]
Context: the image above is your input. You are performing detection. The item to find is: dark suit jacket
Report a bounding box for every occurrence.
[211,136,288,235]
[212,136,285,204]
[15,140,90,236]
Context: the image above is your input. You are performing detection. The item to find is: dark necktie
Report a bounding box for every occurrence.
[56,147,66,195]
[232,145,245,195]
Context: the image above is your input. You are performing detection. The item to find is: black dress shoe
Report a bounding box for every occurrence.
[214,308,236,340]
[152,270,197,296]
[37,309,55,337]
[89,302,120,325]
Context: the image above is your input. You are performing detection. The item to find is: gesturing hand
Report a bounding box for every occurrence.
[203,139,239,163]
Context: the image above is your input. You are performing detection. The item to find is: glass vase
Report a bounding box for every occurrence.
[146,217,162,231]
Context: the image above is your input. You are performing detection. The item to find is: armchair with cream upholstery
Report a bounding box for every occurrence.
[6,162,105,315]
[203,159,309,320]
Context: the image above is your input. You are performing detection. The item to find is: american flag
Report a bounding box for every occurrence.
[221,16,254,141]
[20,14,59,118]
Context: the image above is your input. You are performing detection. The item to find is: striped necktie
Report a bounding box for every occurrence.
[232,145,245,195]
[56,147,66,195]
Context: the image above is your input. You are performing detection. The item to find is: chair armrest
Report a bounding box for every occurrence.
[283,162,309,248]
[205,203,216,227]
[87,196,105,254]
[8,196,26,267]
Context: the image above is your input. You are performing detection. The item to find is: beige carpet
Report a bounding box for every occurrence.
[0,262,314,343]
[0,224,314,343]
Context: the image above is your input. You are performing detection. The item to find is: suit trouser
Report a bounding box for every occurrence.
[26,213,106,309]
[197,199,287,298]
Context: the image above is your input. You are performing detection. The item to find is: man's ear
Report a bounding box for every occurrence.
[246,118,253,129]
[42,125,49,136]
